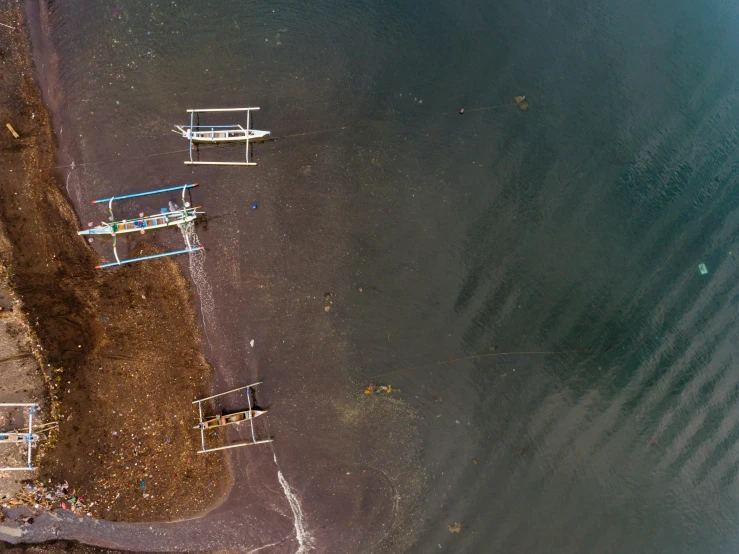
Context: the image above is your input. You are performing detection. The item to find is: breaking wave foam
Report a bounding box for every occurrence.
[274,453,314,553]
[173,202,217,346]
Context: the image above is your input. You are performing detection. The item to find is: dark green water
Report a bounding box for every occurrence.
[32,0,739,551]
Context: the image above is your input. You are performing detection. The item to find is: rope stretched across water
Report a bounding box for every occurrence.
[49,124,374,170]
[48,101,524,171]
[368,348,593,380]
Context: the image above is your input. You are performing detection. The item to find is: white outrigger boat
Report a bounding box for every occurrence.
[0,403,37,471]
[173,107,270,166]
[78,183,203,269]
[192,382,272,453]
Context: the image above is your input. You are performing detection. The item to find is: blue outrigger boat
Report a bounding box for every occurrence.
[78,183,203,269]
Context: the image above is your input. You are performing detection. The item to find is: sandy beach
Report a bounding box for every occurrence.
[0,0,230,526]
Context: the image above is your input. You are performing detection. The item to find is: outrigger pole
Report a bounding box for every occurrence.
[91,183,199,205]
[96,246,204,269]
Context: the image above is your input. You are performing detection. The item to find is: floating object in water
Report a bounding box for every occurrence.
[514,95,529,111]
[698,263,708,275]
[459,108,465,114]
[364,382,396,394]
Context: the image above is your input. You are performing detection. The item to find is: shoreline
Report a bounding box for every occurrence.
[0,0,232,532]
[2,1,429,551]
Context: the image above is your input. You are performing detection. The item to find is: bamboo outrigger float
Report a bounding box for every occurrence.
[193,382,272,453]
[173,107,270,166]
[78,183,203,269]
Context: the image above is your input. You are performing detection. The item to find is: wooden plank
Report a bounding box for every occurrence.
[5,123,19,139]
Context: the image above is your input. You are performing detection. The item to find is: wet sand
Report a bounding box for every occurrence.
[0,0,229,526]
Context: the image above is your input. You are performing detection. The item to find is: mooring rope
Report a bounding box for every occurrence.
[367,348,594,380]
[44,100,525,171]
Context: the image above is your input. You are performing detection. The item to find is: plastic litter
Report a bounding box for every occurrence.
[698,263,708,275]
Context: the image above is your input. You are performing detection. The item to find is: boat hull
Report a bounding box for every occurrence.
[186,129,271,143]
[194,409,267,430]
[78,211,198,236]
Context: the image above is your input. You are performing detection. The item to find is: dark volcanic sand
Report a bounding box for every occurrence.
[0,1,229,527]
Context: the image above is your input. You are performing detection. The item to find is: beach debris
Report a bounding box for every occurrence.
[448,522,462,533]
[364,383,397,395]
[3,481,88,515]
[252,204,258,210]
[323,291,333,312]
[514,95,529,111]
[250,339,255,347]
[698,263,708,275]
[5,123,19,139]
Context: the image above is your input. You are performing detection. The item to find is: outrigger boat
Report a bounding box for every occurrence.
[192,382,272,453]
[173,107,270,166]
[0,403,37,471]
[78,183,203,269]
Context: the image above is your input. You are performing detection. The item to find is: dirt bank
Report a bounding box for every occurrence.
[0,2,229,524]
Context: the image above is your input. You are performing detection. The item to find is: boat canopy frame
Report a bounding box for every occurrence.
[192,382,272,453]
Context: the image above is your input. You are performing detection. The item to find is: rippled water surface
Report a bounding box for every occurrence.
[39,0,739,551]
